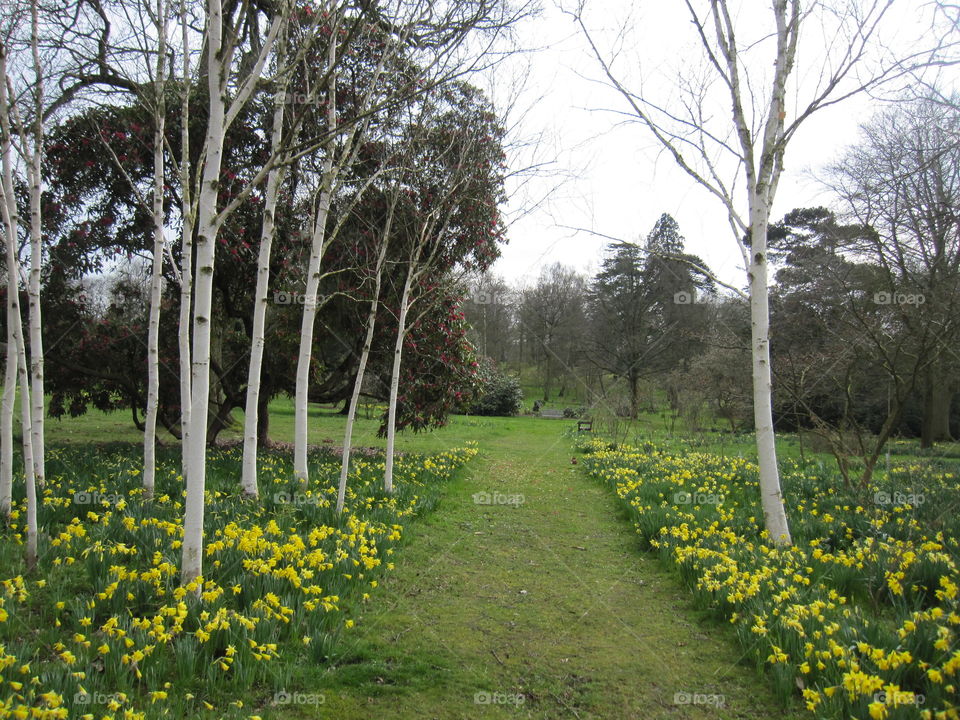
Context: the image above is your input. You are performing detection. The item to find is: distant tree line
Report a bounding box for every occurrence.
[463,95,960,475]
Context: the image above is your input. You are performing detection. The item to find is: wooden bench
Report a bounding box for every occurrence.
[540,408,564,419]
[577,420,593,432]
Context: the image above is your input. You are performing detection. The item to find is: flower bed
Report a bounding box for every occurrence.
[577,437,960,720]
[0,443,477,719]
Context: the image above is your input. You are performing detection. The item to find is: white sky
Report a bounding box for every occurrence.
[484,0,953,291]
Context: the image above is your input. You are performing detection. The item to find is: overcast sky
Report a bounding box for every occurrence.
[483,0,951,291]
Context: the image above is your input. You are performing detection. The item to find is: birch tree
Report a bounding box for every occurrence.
[1,39,37,567]
[289,5,409,483]
[337,196,393,512]
[291,4,394,483]
[143,0,170,500]
[0,0,49,491]
[0,0,52,499]
[1,0,116,511]
[382,83,507,493]
[215,2,370,493]
[290,0,528,483]
[240,29,293,498]
[58,0,179,497]
[181,0,289,584]
[291,26,339,483]
[24,0,44,490]
[572,0,954,545]
[176,0,194,487]
[250,3,399,488]
[0,38,18,518]
[0,292,13,516]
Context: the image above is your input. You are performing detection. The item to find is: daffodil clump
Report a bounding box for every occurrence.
[0,442,477,719]
[578,436,960,720]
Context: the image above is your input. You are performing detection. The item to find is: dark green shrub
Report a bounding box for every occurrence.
[469,360,523,416]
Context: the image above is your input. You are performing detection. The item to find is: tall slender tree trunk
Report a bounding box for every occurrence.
[26,176,43,489]
[181,0,227,585]
[628,369,639,419]
[1,322,14,517]
[858,404,904,488]
[749,198,791,546]
[933,389,954,440]
[294,37,338,483]
[338,226,391,513]
[0,48,18,517]
[542,358,552,402]
[1,64,36,561]
[144,1,169,500]
[26,0,44,489]
[257,381,270,446]
[241,76,288,497]
[178,226,194,482]
[17,330,36,570]
[1,188,35,563]
[921,367,953,448]
[293,165,336,482]
[921,371,935,449]
[8,301,38,569]
[177,0,194,486]
[384,265,414,495]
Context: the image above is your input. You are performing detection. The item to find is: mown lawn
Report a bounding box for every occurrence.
[2,398,955,718]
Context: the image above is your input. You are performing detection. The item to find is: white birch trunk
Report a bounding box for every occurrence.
[748,200,791,546]
[26,171,43,489]
[0,47,18,517]
[337,230,390,513]
[1,322,14,517]
[293,36,338,483]
[144,0,169,500]
[181,0,227,585]
[0,62,36,560]
[178,215,193,485]
[744,0,794,546]
[716,0,794,546]
[240,82,288,497]
[383,264,414,495]
[180,0,286,581]
[1,183,33,555]
[26,0,44,488]
[17,325,36,570]
[177,0,193,486]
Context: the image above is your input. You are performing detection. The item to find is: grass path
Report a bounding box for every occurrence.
[282,419,805,719]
